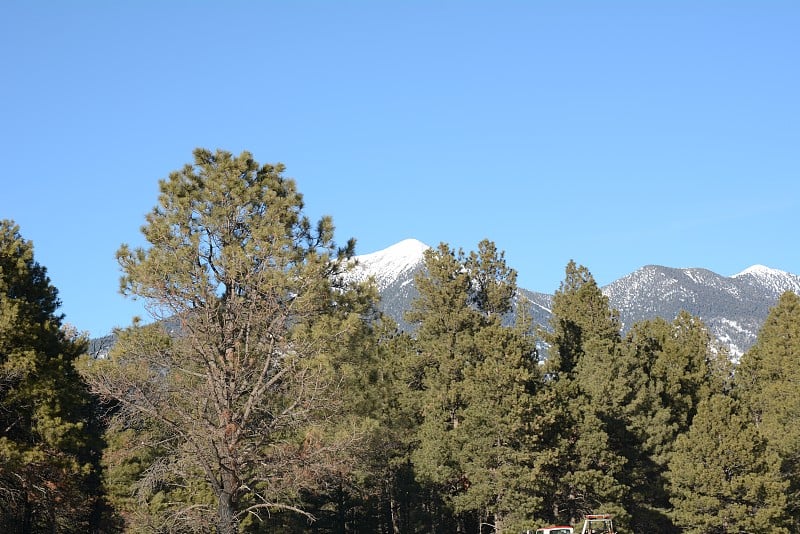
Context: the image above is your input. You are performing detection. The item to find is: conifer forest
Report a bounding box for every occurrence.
[2,149,799,533]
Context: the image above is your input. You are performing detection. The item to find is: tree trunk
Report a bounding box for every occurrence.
[494,511,505,534]
[217,491,238,534]
[336,478,346,534]
[21,491,32,534]
[389,492,401,534]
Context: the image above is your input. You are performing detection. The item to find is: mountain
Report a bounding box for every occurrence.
[89,239,800,361]
[345,239,429,332]
[347,240,800,360]
[604,265,800,358]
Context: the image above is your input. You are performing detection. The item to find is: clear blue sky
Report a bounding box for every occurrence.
[2,1,798,338]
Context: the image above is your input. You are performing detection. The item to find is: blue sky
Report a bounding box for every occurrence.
[2,1,799,338]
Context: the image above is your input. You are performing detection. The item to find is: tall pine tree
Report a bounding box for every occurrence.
[81,149,378,533]
[735,290,800,525]
[537,261,628,527]
[405,240,542,533]
[620,312,727,532]
[0,220,105,532]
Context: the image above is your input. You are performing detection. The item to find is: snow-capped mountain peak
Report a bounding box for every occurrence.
[348,238,430,290]
[89,238,800,363]
[735,264,785,277]
[733,264,800,297]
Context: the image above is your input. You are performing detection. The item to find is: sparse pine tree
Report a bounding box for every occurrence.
[80,149,378,533]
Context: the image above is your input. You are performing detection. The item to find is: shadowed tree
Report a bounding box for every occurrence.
[620,312,728,532]
[735,291,800,524]
[0,220,106,532]
[668,394,789,533]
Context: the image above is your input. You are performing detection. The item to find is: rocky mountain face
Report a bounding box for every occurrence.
[90,239,800,361]
[347,240,800,360]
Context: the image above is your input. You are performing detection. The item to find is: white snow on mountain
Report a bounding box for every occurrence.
[342,239,800,360]
[736,264,781,277]
[733,264,800,297]
[347,238,430,290]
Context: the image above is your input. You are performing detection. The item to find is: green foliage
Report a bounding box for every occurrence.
[81,149,378,533]
[537,261,629,527]
[10,143,797,531]
[619,312,729,531]
[0,219,106,532]
[668,394,789,533]
[544,260,621,380]
[404,240,542,532]
[735,290,800,522]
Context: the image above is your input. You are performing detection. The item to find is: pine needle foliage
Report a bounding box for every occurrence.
[0,220,104,532]
[537,261,629,527]
[81,149,378,533]
[735,290,800,526]
[403,240,542,533]
[668,394,789,533]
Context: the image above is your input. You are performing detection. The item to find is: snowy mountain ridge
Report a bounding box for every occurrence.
[89,239,798,361]
[351,240,800,360]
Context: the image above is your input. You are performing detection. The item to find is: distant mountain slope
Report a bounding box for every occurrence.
[89,239,800,361]
[602,265,800,358]
[349,241,800,360]
[732,264,800,296]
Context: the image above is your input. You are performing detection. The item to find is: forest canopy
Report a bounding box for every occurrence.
[2,149,798,533]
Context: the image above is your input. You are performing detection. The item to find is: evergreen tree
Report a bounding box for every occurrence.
[353,322,434,534]
[405,240,542,533]
[404,242,478,527]
[0,220,106,532]
[668,394,789,533]
[620,312,727,531]
[80,149,378,533]
[537,261,628,527]
[288,313,408,534]
[735,290,800,524]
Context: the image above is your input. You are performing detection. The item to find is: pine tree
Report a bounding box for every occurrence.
[288,310,406,533]
[405,242,477,519]
[620,312,727,531]
[735,290,800,524]
[537,261,628,526]
[353,321,434,534]
[80,149,378,533]
[668,394,789,533]
[404,240,542,533]
[0,220,105,532]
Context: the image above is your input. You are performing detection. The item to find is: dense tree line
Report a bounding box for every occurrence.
[2,149,799,532]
